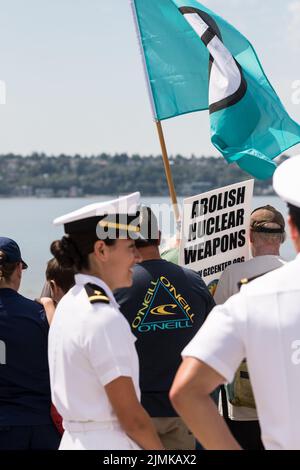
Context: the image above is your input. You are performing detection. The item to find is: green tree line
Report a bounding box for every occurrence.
[0,152,279,197]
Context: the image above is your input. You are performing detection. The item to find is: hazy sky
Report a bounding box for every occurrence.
[0,0,300,157]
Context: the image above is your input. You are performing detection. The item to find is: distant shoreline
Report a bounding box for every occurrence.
[0,153,279,198]
[0,189,276,199]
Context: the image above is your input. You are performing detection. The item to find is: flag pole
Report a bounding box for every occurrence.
[130,0,181,223]
[155,120,180,222]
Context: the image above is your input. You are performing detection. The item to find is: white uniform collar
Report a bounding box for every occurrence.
[75,273,120,309]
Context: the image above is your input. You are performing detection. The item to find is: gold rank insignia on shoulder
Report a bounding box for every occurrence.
[237,271,270,291]
[238,278,250,290]
[84,283,110,305]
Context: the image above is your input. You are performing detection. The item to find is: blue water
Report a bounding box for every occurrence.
[0,195,295,298]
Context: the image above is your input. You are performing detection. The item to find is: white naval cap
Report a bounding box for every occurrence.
[53,192,142,238]
[273,156,300,208]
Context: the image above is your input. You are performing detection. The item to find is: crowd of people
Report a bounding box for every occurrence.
[1,156,300,450]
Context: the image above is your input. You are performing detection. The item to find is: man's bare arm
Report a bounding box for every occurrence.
[170,357,241,450]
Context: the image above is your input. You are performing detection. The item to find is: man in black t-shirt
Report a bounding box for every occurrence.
[115,208,215,450]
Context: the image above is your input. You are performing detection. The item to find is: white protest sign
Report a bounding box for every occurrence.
[179,180,254,294]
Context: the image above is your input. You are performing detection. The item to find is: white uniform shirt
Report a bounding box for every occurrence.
[213,255,285,420]
[183,254,300,450]
[48,274,140,425]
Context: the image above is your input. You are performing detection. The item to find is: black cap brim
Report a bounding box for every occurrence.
[21,260,28,270]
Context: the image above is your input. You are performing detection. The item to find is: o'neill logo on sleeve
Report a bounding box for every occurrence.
[179,6,247,114]
[132,276,195,333]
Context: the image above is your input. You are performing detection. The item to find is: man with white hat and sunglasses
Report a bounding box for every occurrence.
[48,193,163,450]
[170,156,300,450]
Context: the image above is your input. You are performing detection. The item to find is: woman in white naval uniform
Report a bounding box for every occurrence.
[48,193,163,450]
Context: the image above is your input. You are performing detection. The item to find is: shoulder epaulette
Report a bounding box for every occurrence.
[237,270,273,291]
[84,283,110,305]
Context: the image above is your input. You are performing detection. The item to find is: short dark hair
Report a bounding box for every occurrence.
[46,258,75,294]
[0,251,19,282]
[135,207,160,248]
[288,204,300,233]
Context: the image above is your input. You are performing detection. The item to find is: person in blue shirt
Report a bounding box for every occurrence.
[0,237,60,450]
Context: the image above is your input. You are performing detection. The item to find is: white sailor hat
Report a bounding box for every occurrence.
[273,156,300,208]
[53,192,142,239]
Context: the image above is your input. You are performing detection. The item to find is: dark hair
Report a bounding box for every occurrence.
[288,204,300,233]
[0,251,19,282]
[135,207,160,248]
[46,258,75,294]
[50,233,115,272]
[135,238,159,248]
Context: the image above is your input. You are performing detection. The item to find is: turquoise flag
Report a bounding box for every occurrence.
[132,0,300,179]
